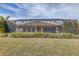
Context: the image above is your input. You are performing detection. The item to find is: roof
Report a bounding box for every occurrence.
[16,20,63,27]
[14,19,77,21]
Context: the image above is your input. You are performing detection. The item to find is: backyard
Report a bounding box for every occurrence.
[0,38,79,56]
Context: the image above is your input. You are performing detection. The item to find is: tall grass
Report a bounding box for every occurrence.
[9,32,48,38]
[0,32,78,39]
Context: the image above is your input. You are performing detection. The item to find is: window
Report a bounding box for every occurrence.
[22,27,35,32]
[31,27,35,32]
[43,27,50,32]
[51,27,56,33]
[27,27,31,32]
[23,28,26,32]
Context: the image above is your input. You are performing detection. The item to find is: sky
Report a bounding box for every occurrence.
[0,3,79,20]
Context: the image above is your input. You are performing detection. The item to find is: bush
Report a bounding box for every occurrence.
[9,32,48,38]
[7,32,75,39]
[1,32,79,39]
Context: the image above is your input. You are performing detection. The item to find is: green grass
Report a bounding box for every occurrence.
[0,38,79,55]
[2,32,79,39]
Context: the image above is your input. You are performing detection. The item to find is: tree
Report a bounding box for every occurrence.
[63,20,78,34]
[0,16,5,33]
[77,23,79,33]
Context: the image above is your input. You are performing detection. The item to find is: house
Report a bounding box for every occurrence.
[5,19,78,33]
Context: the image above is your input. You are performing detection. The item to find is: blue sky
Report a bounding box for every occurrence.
[0,3,79,20]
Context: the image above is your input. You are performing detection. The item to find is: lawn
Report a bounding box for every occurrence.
[0,38,79,56]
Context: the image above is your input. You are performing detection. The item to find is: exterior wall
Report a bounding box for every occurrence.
[16,26,61,33]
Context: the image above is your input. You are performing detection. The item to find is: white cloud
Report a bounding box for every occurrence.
[0,3,79,19]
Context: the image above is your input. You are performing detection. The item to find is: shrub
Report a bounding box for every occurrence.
[8,32,73,38]
[9,32,48,38]
[1,32,79,39]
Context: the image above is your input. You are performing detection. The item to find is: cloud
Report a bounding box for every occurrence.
[16,3,79,19]
[0,3,79,20]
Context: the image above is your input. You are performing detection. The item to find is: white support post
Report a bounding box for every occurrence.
[41,27,43,32]
[35,27,37,32]
[56,26,59,33]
